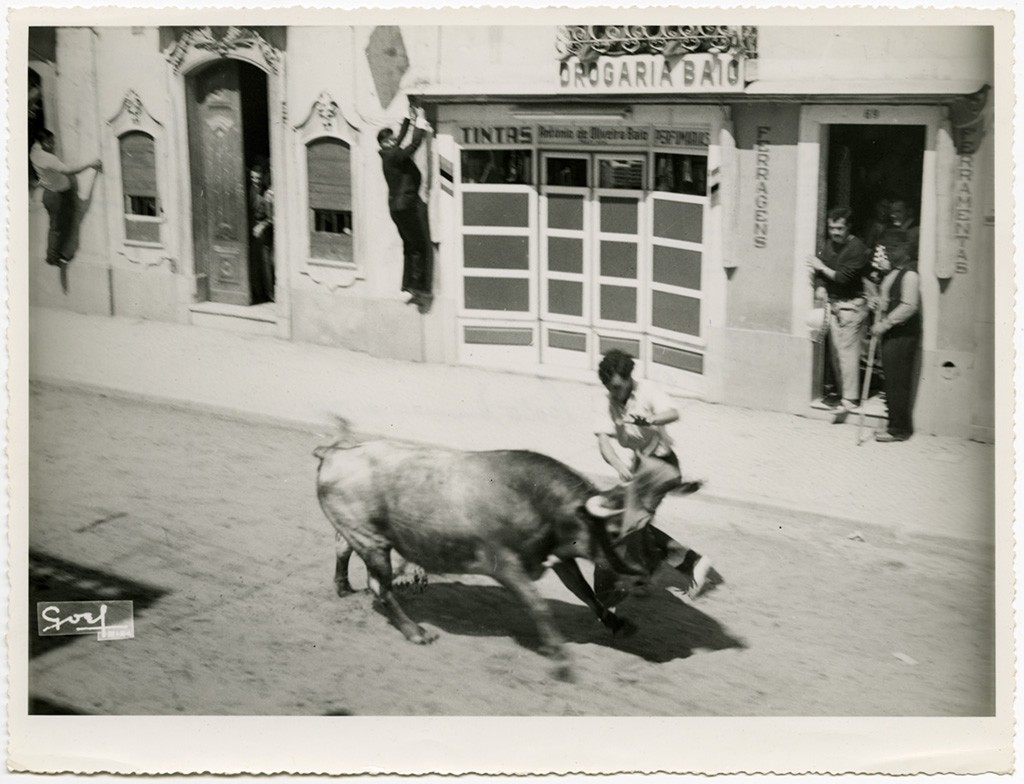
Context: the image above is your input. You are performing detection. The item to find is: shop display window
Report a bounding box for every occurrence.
[545,156,588,187]
[654,152,708,196]
[461,149,532,185]
[598,158,644,190]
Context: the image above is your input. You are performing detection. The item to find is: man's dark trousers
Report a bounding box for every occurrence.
[393,197,433,296]
[42,174,77,266]
[880,332,919,438]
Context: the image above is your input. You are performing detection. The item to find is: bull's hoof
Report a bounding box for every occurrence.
[406,625,439,645]
[630,584,653,599]
[609,616,638,639]
[552,662,576,683]
[334,579,354,597]
[393,565,428,593]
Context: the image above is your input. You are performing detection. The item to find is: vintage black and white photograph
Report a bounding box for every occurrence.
[7,4,1016,776]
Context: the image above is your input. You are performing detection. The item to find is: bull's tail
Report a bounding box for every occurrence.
[313,416,362,461]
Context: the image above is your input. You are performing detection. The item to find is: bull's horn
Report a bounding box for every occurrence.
[585,495,624,518]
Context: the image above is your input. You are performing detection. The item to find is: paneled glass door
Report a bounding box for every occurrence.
[539,152,648,367]
[593,154,647,335]
[458,144,710,387]
[646,151,708,382]
[540,153,591,366]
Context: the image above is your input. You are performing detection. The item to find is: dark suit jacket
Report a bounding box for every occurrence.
[380,118,426,212]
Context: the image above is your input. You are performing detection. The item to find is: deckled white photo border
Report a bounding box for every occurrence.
[3,1,1018,776]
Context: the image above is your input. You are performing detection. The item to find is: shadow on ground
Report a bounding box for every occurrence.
[397,581,746,664]
[28,549,167,660]
[28,696,92,715]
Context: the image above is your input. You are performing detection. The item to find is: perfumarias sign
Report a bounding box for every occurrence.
[559,53,745,93]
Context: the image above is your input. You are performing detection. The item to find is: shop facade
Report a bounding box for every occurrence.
[433,102,726,398]
[25,23,997,440]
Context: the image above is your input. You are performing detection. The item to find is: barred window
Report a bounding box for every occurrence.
[119,131,161,243]
[307,137,353,262]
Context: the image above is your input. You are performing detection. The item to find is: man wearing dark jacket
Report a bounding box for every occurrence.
[378,104,433,309]
[807,206,872,411]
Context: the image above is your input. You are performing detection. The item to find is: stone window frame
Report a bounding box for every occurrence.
[292,91,363,288]
[305,136,355,264]
[106,90,167,250]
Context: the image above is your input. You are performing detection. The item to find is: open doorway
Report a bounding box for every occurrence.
[28,68,45,189]
[813,123,925,413]
[186,59,272,306]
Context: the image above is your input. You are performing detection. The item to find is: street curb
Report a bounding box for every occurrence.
[30,376,992,551]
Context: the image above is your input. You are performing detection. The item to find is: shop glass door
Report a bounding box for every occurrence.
[645,151,708,381]
[593,155,647,357]
[540,152,592,366]
[539,152,648,367]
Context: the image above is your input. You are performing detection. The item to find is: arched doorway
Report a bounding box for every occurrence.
[185,59,272,305]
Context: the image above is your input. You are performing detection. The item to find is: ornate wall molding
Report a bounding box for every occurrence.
[165,26,282,74]
[293,90,359,135]
[556,25,757,62]
[123,90,144,125]
[107,89,161,132]
[315,92,339,130]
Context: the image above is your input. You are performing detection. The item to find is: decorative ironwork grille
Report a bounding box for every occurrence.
[556,26,757,62]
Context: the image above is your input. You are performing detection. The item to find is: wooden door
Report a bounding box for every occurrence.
[187,60,252,305]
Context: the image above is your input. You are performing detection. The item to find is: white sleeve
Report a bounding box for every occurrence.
[593,396,615,436]
[30,147,70,174]
[644,381,675,415]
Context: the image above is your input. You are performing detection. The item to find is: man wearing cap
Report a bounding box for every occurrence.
[593,349,714,601]
[378,103,433,310]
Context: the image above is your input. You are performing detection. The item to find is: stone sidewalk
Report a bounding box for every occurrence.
[25,307,997,543]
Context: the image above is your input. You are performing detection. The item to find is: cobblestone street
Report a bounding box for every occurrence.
[28,385,995,716]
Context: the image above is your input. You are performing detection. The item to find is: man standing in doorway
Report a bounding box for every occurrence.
[872,197,919,271]
[807,206,872,412]
[378,101,433,311]
[248,157,274,303]
[30,129,102,272]
[869,198,922,442]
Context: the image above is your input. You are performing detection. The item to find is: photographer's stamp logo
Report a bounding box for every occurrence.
[36,601,135,641]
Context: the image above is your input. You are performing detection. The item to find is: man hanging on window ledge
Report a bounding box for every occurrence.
[30,129,102,276]
[378,100,434,312]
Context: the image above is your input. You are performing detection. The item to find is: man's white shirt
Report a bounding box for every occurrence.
[30,142,72,192]
[594,378,675,458]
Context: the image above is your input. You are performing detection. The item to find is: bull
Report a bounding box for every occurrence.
[314,434,664,679]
